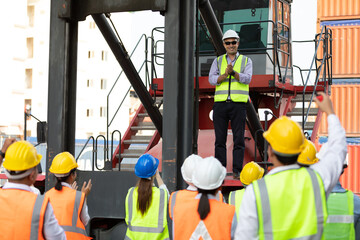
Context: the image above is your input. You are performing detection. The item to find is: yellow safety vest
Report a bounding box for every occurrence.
[214,54,249,102]
[125,187,169,240]
[229,188,245,221]
[324,190,355,240]
[253,167,327,240]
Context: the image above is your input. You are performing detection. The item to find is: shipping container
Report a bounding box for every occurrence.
[319,84,360,137]
[315,143,360,195]
[318,0,360,21]
[340,144,360,195]
[318,20,360,78]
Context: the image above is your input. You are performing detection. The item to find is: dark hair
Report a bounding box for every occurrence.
[197,188,217,220]
[274,153,299,165]
[137,177,154,216]
[55,168,77,191]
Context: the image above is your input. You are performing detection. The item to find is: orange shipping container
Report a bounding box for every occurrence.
[319,84,360,137]
[315,144,360,195]
[318,0,360,21]
[340,145,360,195]
[317,22,360,78]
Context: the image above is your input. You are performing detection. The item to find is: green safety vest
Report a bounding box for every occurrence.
[229,188,245,221]
[324,190,355,240]
[125,187,169,240]
[214,54,249,102]
[253,167,328,240]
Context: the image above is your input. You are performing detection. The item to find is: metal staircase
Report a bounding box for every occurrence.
[112,98,163,171]
[287,94,318,132]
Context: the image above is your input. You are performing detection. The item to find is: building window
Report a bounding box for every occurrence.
[101,51,107,61]
[88,51,95,59]
[25,69,32,88]
[89,21,96,29]
[27,5,34,27]
[87,79,93,87]
[100,107,106,117]
[100,78,107,90]
[25,99,32,120]
[27,38,34,58]
[86,109,93,117]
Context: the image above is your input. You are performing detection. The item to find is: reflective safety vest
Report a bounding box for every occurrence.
[323,190,355,240]
[0,189,47,240]
[229,188,245,220]
[214,54,249,102]
[172,194,236,239]
[253,167,327,240]
[125,187,169,240]
[169,189,225,219]
[46,187,90,240]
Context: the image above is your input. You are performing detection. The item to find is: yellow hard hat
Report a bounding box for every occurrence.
[240,161,264,185]
[49,152,78,175]
[3,141,42,171]
[263,116,305,155]
[297,139,319,166]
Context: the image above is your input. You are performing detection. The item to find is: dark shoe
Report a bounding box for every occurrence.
[233,172,240,180]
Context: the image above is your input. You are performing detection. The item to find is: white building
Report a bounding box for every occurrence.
[0,0,164,142]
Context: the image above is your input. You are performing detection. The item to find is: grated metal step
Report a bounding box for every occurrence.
[130,122,156,131]
[287,108,318,116]
[123,135,153,144]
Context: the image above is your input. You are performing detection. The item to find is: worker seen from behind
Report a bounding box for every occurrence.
[125,153,169,240]
[0,141,66,239]
[209,29,253,179]
[229,161,264,219]
[235,92,347,239]
[169,154,224,221]
[46,151,92,239]
[319,148,360,239]
[171,156,237,239]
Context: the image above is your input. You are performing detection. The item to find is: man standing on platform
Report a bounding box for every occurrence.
[208,29,253,179]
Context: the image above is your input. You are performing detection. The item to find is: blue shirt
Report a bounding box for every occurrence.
[332,181,360,240]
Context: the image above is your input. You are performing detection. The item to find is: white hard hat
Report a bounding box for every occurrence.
[181,154,202,184]
[222,30,239,41]
[192,156,226,190]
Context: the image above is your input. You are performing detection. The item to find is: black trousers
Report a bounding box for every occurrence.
[213,101,247,173]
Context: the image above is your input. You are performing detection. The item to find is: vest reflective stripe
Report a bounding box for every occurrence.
[170,191,178,219]
[127,187,165,233]
[30,195,45,240]
[215,90,249,95]
[324,190,355,240]
[254,168,327,240]
[59,191,87,235]
[229,189,245,221]
[214,54,249,102]
[190,220,212,240]
[327,215,353,223]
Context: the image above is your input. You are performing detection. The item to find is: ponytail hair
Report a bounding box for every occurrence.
[197,188,217,220]
[54,168,77,191]
[136,176,154,216]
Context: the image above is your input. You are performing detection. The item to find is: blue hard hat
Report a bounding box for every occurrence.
[134,154,159,178]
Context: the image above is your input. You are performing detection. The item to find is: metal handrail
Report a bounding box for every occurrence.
[301,26,332,131]
[111,130,121,171]
[106,33,151,162]
[95,135,107,171]
[75,136,95,171]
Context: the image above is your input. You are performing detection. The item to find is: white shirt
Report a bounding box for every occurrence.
[3,182,66,240]
[235,114,347,239]
[61,182,90,225]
